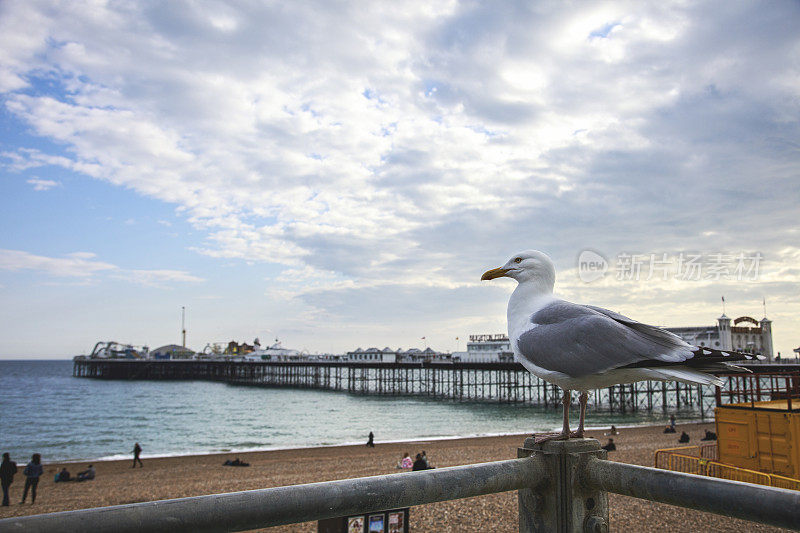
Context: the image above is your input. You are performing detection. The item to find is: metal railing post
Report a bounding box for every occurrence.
[518,438,608,533]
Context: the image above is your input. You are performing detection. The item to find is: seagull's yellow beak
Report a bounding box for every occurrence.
[481,267,510,281]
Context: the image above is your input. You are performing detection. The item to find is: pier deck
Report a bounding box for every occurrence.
[75,359,800,416]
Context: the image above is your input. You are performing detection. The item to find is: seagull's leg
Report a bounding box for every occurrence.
[560,389,572,437]
[534,389,572,443]
[571,391,589,438]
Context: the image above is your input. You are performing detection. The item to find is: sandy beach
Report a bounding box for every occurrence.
[0,422,791,532]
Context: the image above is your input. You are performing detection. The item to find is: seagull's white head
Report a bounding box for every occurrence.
[481,250,555,291]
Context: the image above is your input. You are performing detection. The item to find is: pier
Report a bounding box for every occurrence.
[72,359,800,416]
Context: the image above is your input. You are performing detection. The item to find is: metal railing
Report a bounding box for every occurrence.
[2,438,799,533]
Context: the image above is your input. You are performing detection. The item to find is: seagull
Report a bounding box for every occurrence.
[482,250,759,443]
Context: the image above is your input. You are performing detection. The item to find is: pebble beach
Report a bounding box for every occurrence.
[0,422,791,532]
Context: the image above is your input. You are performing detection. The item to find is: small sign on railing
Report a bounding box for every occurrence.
[318,508,409,533]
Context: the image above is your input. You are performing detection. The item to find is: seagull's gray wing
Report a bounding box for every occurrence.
[516,301,694,378]
[582,305,689,351]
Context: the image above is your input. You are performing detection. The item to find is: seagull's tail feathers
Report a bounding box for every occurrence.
[645,368,725,387]
[682,346,761,376]
[623,346,758,375]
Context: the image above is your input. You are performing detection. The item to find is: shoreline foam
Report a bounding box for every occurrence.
[49,419,711,465]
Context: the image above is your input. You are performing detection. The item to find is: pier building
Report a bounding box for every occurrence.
[454,311,776,364]
[346,347,448,363]
[347,347,397,363]
[453,334,514,363]
[666,314,774,359]
[151,344,195,360]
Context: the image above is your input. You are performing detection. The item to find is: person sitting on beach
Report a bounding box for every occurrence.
[701,430,717,441]
[412,453,430,471]
[55,468,71,482]
[77,465,95,481]
[678,431,690,443]
[398,453,413,469]
[601,438,616,452]
[420,450,432,469]
[223,458,249,467]
[604,425,619,436]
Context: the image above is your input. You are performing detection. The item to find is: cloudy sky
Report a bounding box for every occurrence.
[1,1,798,358]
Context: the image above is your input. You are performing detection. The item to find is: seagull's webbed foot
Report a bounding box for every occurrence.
[532,430,571,444]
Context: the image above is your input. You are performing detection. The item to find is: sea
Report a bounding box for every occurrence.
[1,360,700,463]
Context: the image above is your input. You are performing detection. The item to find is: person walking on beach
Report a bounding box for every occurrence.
[366,432,375,448]
[21,453,42,504]
[1,453,17,506]
[132,442,143,468]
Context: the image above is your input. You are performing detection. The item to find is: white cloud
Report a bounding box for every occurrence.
[0,249,116,278]
[118,269,204,287]
[26,178,61,191]
[0,249,203,287]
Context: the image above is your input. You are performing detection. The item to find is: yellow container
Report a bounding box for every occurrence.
[715,399,800,479]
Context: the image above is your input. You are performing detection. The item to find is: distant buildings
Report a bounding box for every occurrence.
[151,344,195,359]
[224,340,256,355]
[89,307,778,364]
[452,334,514,363]
[346,346,448,363]
[667,314,773,359]
[454,312,776,364]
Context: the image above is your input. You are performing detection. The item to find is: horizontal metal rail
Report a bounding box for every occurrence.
[583,457,800,530]
[0,457,545,533]
[4,442,800,533]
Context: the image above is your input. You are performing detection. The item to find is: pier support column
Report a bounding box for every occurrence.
[518,438,608,533]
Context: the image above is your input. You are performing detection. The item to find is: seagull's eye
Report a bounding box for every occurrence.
[514,257,522,263]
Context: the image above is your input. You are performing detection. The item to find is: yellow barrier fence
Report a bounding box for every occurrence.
[706,461,771,486]
[667,454,706,475]
[655,444,800,491]
[769,474,800,491]
[699,442,717,460]
[654,446,699,469]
